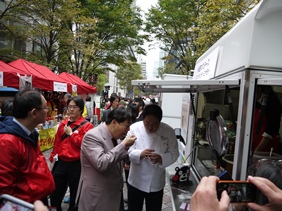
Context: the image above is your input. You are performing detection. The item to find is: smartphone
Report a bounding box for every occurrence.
[0,194,34,211]
[216,181,257,203]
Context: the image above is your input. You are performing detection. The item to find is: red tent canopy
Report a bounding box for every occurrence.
[59,72,96,94]
[0,60,30,88]
[9,59,69,92]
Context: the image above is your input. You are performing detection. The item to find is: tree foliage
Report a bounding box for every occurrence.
[0,0,147,85]
[0,0,30,62]
[68,0,148,81]
[145,0,198,76]
[115,61,143,97]
[0,0,82,68]
[145,0,259,76]
[194,0,259,57]
[96,73,108,94]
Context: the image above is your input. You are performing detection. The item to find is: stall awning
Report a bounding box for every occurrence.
[0,60,30,88]
[59,72,97,94]
[132,79,240,93]
[9,59,68,92]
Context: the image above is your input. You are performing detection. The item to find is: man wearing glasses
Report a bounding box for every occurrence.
[0,88,55,204]
[49,96,93,211]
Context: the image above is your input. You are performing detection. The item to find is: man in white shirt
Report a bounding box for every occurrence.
[127,104,179,211]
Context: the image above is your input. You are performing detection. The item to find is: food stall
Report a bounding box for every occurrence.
[1,59,97,151]
[132,0,282,209]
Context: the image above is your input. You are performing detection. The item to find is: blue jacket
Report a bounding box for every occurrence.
[0,116,38,145]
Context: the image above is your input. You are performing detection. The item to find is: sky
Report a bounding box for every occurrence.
[136,0,159,79]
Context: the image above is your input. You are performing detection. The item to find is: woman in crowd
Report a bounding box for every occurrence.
[49,96,93,211]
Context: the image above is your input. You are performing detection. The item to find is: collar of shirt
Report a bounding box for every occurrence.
[13,117,33,136]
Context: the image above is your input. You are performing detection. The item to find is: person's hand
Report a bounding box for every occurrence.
[247,176,282,211]
[190,176,230,211]
[122,135,136,148]
[148,153,162,164]
[34,200,48,211]
[64,125,72,136]
[124,163,130,170]
[140,149,155,159]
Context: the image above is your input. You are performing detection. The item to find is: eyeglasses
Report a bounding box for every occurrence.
[36,107,51,111]
[68,105,79,109]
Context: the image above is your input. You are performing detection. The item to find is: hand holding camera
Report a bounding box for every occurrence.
[191,175,282,211]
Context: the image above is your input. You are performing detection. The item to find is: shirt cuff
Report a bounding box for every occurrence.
[121,142,129,150]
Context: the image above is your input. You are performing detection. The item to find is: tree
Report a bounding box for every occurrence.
[68,0,148,82]
[96,73,108,94]
[0,0,147,87]
[145,0,258,76]
[0,0,30,62]
[145,0,199,76]
[194,0,259,57]
[158,62,176,78]
[115,61,143,97]
[1,0,84,68]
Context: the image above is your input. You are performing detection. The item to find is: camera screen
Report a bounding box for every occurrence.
[0,199,33,211]
[217,182,257,203]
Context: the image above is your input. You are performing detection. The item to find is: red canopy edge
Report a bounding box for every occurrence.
[9,59,70,92]
[0,60,31,89]
[59,72,97,94]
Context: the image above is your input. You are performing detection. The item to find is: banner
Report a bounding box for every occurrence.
[38,127,56,151]
[18,74,32,89]
[0,72,3,86]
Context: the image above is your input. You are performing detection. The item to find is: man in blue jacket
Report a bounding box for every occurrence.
[0,88,55,204]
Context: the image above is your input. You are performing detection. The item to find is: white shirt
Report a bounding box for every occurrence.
[127,121,179,193]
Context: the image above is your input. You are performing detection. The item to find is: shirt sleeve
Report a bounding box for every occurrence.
[159,127,179,168]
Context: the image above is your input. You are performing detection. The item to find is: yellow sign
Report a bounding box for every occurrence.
[38,127,56,152]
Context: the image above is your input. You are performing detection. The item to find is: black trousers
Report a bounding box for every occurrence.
[50,159,81,211]
[127,183,163,211]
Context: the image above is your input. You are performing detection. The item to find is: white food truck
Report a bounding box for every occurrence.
[132,0,282,210]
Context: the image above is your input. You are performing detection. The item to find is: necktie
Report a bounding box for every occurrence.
[112,138,118,147]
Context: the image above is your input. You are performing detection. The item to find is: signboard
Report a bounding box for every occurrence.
[39,127,56,152]
[54,82,67,92]
[193,47,219,80]
[0,72,3,86]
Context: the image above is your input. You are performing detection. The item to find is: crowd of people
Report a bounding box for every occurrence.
[0,87,282,211]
